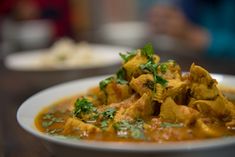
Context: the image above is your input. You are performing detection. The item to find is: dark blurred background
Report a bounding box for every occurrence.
[1,0,235,62]
[1,0,235,72]
[0,1,235,156]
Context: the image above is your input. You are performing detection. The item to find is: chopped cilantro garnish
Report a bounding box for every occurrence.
[160,122,183,128]
[42,113,53,120]
[140,61,168,86]
[139,43,168,86]
[99,77,113,91]
[99,77,114,104]
[100,120,109,130]
[113,120,131,131]
[73,98,96,117]
[116,68,128,84]
[155,75,168,86]
[113,119,145,140]
[141,43,154,59]
[102,107,116,119]
[130,127,145,140]
[130,119,145,139]
[119,51,137,63]
[42,121,54,128]
[134,118,145,129]
[160,63,168,74]
[41,114,64,128]
[140,60,158,73]
[99,108,116,130]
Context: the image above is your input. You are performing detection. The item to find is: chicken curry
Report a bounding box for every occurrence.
[35,44,235,142]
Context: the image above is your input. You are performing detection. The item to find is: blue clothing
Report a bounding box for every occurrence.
[139,0,235,57]
[181,0,235,57]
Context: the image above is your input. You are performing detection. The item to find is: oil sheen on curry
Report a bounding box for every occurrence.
[35,44,235,142]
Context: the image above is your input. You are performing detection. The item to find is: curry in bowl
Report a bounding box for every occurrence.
[35,44,235,142]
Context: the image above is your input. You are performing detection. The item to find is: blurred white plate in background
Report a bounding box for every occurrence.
[4,44,131,71]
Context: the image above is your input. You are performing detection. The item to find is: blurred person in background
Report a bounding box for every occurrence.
[149,0,235,58]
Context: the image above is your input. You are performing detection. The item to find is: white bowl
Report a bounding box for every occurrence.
[99,21,150,48]
[17,74,235,157]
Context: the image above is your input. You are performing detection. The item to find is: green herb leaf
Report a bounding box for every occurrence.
[73,98,96,117]
[116,68,128,84]
[42,121,54,128]
[99,77,114,91]
[141,43,154,59]
[140,61,167,86]
[134,118,145,129]
[155,75,168,86]
[160,63,168,74]
[119,51,136,63]
[102,107,116,119]
[42,113,53,120]
[100,120,109,130]
[140,61,158,72]
[113,119,145,140]
[130,127,145,140]
[160,122,183,128]
[42,114,64,128]
[130,119,145,139]
[113,120,131,131]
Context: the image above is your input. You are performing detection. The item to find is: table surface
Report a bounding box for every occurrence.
[1,52,235,157]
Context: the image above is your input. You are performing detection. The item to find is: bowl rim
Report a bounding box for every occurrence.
[17,74,235,152]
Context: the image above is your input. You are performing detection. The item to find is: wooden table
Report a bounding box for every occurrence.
[0,53,235,157]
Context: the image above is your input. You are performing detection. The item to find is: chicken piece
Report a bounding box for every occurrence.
[153,79,188,103]
[160,97,200,125]
[63,118,101,135]
[123,50,147,80]
[130,72,188,104]
[153,83,165,103]
[189,64,219,100]
[123,50,160,80]
[165,80,188,97]
[114,93,153,122]
[109,94,139,109]
[189,92,235,125]
[106,82,132,104]
[158,60,182,80]
[129,74,154,96]
[189,64,235,126]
